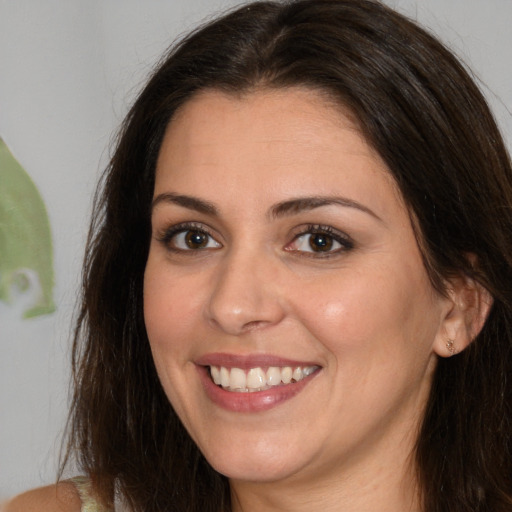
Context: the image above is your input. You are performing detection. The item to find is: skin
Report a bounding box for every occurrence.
[143,87,476,512]
[1,483,81,512]
[5,88,490,512]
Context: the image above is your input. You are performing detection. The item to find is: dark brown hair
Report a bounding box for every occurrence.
[64,1,512,510]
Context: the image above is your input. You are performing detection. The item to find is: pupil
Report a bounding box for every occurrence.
[185,231,207,249]
[310,233,333,252]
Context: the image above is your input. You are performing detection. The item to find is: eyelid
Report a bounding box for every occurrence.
[155,221,353,256]
[286,224,354,255]
[156,221,222,251]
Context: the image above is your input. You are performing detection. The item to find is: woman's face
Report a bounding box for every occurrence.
[144,88,451,486]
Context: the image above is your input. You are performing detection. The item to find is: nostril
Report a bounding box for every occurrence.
[207,316,269,334]
[242,320,268,331]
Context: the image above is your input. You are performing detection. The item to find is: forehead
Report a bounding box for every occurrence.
[161,87,368,163]
[154,87,404,220]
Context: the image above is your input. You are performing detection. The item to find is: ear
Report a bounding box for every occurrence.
[433,272,493,357]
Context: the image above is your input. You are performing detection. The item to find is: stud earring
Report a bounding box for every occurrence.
[446,339,456,355]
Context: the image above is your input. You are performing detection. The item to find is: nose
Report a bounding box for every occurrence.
[205,247,286,335]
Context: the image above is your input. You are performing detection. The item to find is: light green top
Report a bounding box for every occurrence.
[70,477,113,512]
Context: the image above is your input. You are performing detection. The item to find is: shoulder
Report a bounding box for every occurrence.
[1,482,82,512]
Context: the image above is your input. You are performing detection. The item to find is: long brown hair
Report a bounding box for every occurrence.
[63,1,512,510]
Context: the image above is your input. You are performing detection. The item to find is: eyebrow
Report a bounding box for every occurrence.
[270,196,382,222]
[152,193,218,215]
[151,192,381,222]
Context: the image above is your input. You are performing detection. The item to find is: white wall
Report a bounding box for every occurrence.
[1,0,510,498]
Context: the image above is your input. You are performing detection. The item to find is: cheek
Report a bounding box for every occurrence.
[143,260,204,362]
[143,261,206,417]
[291,264,441,433]
[292,263,438,360]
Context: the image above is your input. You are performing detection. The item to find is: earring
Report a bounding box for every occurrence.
[446,339,456,355]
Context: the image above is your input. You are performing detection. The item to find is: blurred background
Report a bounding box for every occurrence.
[1,0,511,498]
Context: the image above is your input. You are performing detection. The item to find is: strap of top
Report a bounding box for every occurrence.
[69,477,112,512]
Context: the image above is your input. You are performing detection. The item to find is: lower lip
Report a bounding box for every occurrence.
[197,365,319,413]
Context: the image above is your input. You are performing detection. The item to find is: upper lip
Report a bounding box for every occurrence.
[195,352,321,369]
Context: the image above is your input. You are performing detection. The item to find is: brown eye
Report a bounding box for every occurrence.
[309,233,334,252]
[162,226,221,252]
[286,225,353,256]
[185,230,209,249]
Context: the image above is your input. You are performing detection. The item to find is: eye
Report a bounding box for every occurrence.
[173,230,220,250]
[287,225,353,255]
[292,232,341,253]
[158,223,221,252]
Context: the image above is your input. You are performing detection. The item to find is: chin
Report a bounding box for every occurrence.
[198,433,312,483]
[209,454,301,483]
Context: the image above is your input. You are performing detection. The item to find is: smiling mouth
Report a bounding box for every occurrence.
[208,365,320,393]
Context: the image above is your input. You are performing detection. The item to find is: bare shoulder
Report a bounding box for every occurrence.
[2,482,81,512]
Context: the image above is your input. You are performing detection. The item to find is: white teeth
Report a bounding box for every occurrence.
[247,368,266,388]
[281,366,292,384]
[266,366,281,386]
[303,366,316,377]
[210,366,221,385]
[230,367,246,390]
[220,366,230,387]
[208,364,319,392]
[292,367,303,381]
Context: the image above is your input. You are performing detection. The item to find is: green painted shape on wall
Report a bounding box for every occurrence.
[0,138,55,318]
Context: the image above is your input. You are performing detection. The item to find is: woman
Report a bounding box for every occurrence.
[6,0,512,510]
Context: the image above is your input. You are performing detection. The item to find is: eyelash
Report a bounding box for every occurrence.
[156,222,354,257]
[287,224,354,257]
[157,222,218,253]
